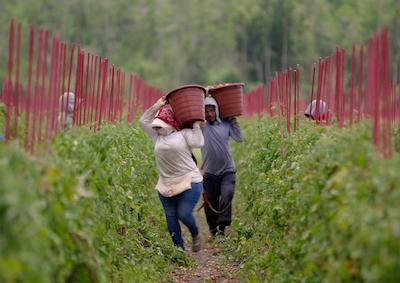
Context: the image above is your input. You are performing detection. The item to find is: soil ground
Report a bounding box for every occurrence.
[170,202,240,283]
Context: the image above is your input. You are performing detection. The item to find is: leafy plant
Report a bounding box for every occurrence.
[0,120,189,282]
[226,117,400,282]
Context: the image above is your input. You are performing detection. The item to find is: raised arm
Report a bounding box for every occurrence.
[181,121,204,148]
[228,117,243,142]
[139,96,166,142]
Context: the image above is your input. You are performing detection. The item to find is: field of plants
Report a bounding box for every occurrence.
[0,120,190,282]
[226,118,400,282]
[1,0,400,281]
[1,107,400,282]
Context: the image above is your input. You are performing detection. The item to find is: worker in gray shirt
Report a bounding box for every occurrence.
[201,96,243,237]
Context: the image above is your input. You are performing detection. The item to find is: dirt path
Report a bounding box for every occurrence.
[170,205,240,283]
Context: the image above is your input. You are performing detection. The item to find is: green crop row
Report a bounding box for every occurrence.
[226,118,400,282]
[0,121,188,283]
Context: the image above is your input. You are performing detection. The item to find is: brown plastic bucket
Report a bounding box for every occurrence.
[208,83,244,118]
[166,84,206,128]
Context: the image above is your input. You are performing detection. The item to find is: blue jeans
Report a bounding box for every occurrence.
[158,182,202,249]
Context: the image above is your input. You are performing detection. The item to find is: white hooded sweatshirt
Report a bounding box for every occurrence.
[140,101,204,197]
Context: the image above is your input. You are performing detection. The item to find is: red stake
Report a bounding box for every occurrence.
[61,44,75,129]
[372,35,380,148]
[326,56,333,125]
[73,49,83,127]
[50,36,60,139]
[357,44,364,121]
[339,50,346,127]
[94,57,103,131]
[349,44,356,127]
[315,58,323,123]
[90,55,99,129]
[288,67,292,133]
[83,52,90,126]
[119,71,125,122]
[97,58,109,130]
[30,30,44,153]
[37,31,50,148]
[108,65,115,122]
[13,23,22,140]
[5,18,15,144]
[334,47,340,124]
[114,69,120,123]
[127,74,134,123]
[296,65,300,129]
[24,24,35,151]
[86,53,94,126]
[309,63,316,120]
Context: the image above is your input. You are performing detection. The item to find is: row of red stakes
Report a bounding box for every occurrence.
[2,18,399,158]
[1,18,163,153]
[244,27,399,158]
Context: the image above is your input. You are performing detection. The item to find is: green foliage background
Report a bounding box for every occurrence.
[1,2,400,281]
[0,0,399,91]
[226,118,400,282]
[0,122,189,282]
[1,111,400,282]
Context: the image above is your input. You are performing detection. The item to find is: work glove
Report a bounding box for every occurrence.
[227,117,237,123]
[193,120,205,128]
[154,96,167,108]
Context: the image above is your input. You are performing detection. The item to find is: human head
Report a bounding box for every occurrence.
[151,104,180,136]
[59,92,75,113]
[204,96,221,123]
[304,99,327,120]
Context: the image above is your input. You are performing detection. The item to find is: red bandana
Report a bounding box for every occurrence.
[154,105,180,130]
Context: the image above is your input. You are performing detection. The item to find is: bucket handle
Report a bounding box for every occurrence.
[205,86,210,97]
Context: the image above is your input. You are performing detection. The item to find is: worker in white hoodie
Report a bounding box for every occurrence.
[140,96,204,252]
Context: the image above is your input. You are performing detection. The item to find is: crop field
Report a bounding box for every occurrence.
[1,116,399,282]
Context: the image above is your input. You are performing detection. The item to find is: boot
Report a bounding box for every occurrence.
[192,235,201,252]
[217,225,226,236]
[210,227,218,237]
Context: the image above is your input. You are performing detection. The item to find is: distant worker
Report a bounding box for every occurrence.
[58,92,75,130]
[304,99,328,120]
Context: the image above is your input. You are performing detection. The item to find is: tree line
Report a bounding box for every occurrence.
[0,0,399,91]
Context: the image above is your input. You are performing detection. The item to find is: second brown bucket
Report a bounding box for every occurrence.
[208,82,244,118]
[166,84,206,128]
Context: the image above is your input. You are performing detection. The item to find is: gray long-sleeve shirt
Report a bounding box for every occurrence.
[201,119,243,175]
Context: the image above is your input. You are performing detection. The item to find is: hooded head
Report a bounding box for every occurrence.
[59,92,75,114]
[304,99,328,120]
[204,96,221,123]
[151,104,180,136]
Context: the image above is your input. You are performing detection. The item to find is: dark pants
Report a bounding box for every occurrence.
[158,182,202,249]
[203,172,236,235]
